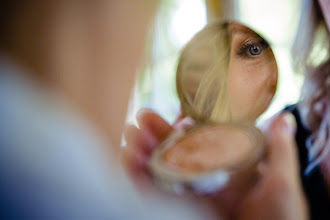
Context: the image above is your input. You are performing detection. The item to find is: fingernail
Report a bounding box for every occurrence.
[173,117,195,129]
[282,113,297,135]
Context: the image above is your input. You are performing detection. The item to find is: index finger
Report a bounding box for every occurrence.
[263,112,300,180]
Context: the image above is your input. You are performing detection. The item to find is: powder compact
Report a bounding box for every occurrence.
[149,21,278,195]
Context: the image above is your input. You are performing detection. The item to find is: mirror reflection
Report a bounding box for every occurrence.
[177,22,278,123]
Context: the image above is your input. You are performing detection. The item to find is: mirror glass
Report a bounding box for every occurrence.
[177,22,278,124]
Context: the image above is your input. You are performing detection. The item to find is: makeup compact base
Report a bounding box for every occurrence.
[149,123,265,194]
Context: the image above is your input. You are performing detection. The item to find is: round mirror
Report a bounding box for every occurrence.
[176,21,278,124]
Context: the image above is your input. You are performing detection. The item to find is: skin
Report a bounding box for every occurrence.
[179,23,277,123]
[123,110,308,219]
[0,0,158,149]
[1,1,307,219]
[228,23,278,122]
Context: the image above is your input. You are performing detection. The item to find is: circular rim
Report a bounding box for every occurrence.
[149,123,265,193]
[175,20,278,123]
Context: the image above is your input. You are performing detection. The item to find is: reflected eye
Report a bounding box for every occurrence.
[249,45,261,56]
[236,39,269,58]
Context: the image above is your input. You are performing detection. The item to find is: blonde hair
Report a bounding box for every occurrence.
[293,0,330,175]
[176,22,231,123]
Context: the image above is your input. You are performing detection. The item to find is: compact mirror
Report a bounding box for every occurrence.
[177,21,278,124]
[149,21,278,200]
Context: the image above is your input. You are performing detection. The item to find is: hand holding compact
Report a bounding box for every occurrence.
[122,109,307,220]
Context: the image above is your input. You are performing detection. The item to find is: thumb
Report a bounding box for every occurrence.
[265,112,300,180]
[136,108,174,143]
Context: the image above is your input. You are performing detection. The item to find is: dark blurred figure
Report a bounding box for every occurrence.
[285,0,330,219]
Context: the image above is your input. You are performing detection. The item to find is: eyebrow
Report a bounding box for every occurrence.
[228,23,260,38]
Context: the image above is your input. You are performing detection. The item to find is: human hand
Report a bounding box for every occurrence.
[234,113,308,220]
[122,108,196,191]
[122,109,308,220]
[122,109,219,220]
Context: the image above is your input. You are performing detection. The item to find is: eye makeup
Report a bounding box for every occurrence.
[236,39,269,58]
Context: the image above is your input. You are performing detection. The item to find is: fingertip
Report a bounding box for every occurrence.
[267,112,297,144]
[136,108,173,142]
[136,108,155,127]
[280,112,297,136]
[173,116,195,129]
[265,112,299,174]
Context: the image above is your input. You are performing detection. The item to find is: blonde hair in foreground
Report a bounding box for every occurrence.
[176,22,232,123]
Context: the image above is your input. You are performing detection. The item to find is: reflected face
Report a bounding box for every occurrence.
[178,22,278,123]
[227,23,277,122]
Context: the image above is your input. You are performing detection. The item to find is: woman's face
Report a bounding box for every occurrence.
[227,23,278,122]
[179,22,278,123]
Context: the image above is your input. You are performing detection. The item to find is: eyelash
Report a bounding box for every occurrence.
[235,39,269,58]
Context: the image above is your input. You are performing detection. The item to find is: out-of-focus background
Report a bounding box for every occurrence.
[127,0,304,125]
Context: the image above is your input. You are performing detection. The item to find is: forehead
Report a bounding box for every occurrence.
[228,23,260,38]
